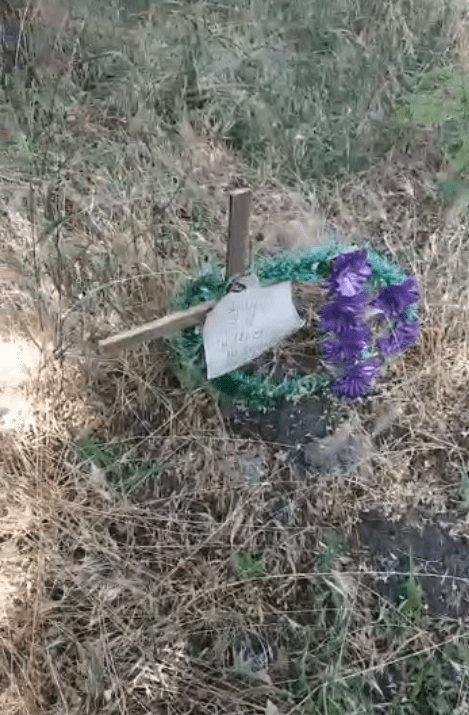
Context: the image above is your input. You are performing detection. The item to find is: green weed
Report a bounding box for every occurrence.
[316,528,346,574]
[232,551,265,579]
[401,643,469,715]
[396,68,469,172]
[399,552,423,618]
[395,66,469,204]
[76,436,163,496]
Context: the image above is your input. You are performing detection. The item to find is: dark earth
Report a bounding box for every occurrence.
[356,510,469,619]
[223,314,469,626]
[226,395,469,621]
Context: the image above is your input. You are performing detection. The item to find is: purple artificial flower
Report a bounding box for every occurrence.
[377,319,420,356]
[333,359,381,399]
[371,277,419,319]
[322,325,370,365]
[326,249,372,298]
[319,293,367,334]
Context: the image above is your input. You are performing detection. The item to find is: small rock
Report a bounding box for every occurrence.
[304,421,356,472]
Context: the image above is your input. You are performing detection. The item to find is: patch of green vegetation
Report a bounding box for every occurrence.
[76,436,163,496]
[370,629,469,715]
[395,66,469,203]
[271,542,469,715]
[284,597,469,714]
[189,0,460,185]
[402,647,464,715]
[399,552,423,618]
[316,528,346,574]
[0,0,460,224]
[232,551,265,579]
[76,435,116,467]
[396,68,469,172]
[278,581,370,713]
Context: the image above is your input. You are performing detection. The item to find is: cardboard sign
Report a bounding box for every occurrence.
[203,279,304,379]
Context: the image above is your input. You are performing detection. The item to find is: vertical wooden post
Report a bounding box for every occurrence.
[226,189,251,278]
[99,188,254,354]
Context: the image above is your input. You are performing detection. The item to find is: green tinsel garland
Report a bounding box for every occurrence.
[167,242,413,409]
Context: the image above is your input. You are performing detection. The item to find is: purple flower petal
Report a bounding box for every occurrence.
[323,340,361,365]
[326,249,372,298]
[326,271,365,298]
[333,359,381,399]
[378,319,420,356]
[319,294,367,334]
[371,277,419,319]
[330,250,371,281]
[322,325,370,365]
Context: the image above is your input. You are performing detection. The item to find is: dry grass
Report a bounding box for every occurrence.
[0,0,469,713]
[320,131,469,518]
[7,138,468,713]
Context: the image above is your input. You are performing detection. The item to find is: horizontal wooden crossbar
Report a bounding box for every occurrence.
[98,301,216,353]
[98,189,252,355]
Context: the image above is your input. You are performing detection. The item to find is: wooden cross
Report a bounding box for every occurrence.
[99,189,252,354]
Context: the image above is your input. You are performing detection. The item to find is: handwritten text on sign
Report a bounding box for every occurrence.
[203,280,304,379]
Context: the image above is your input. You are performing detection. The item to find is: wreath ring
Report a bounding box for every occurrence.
[168,242,413,410]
